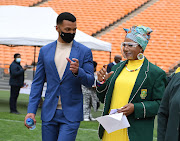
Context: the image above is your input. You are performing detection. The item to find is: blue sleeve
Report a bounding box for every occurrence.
[27,48,45,114]
[76,48,94,87]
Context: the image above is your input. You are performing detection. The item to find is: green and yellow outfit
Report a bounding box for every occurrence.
[97,57,167,141]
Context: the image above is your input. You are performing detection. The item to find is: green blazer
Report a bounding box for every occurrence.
[97,57,167,141]
[158,72,180,141]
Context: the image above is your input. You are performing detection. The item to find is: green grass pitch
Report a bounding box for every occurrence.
[0,90,157,141]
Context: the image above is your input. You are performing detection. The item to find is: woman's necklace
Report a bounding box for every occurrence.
[125,63,143,72]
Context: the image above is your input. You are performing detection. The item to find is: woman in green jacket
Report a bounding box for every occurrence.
[96,25,167,141]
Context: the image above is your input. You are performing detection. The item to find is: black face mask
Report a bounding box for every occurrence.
[60,31,75,43]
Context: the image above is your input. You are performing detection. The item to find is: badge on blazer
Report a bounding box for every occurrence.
[140,89,147,99]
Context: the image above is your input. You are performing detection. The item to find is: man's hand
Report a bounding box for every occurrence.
[24,113,36,129]
[97,65,114,82]
[66,58,79,74]
[117,103,134,116]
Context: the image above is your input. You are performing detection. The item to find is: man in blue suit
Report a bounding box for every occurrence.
[24,12,94,141]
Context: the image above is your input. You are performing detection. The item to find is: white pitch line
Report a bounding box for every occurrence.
[0,118,98,132]
[0,118,24,123]
[78,128,97,132]
[0,118,41,125]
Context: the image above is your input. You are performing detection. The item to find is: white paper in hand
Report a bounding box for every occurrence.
[109,109,118,115]
[96,113,130,134]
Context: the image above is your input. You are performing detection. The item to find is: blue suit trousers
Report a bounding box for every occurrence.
[42,109,80,141]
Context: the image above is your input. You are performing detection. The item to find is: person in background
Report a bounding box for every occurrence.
[9,53,27,114]
[157,67,180,141]
[83,61,99,121]
[96,25,167,141]
[24,12,94,141]
[166,67,180,84]
[107,55,122,73]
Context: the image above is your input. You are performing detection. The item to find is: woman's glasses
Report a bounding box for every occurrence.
[121,42,139,48]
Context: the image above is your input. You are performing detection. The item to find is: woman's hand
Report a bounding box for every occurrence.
[97,65,114,82]
[117,103,134,116]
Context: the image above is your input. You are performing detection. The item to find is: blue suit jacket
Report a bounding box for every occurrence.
[27,40,94,122]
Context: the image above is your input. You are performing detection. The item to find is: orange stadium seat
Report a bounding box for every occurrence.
[0,0,148,70]
[40,0,149,35]
[0,0,179,73]
[98,0,180,72]
[0,45,40,68]
[0,0,43,6]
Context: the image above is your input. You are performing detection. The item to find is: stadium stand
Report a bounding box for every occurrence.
[98,0,180,72]
[0,45,40,74]
[40,0,150,35]
[0,0,179,73]
[0,0,151,72]
[0,0,43,6]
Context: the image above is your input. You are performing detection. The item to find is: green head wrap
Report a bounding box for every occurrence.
[124,25,153,51]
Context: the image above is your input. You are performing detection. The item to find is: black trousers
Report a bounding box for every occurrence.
[10,85,21,112]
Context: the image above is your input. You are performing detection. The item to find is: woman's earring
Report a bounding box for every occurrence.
[137,53,144,60]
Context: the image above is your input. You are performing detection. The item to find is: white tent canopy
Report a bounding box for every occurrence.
[0,5,111,52]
